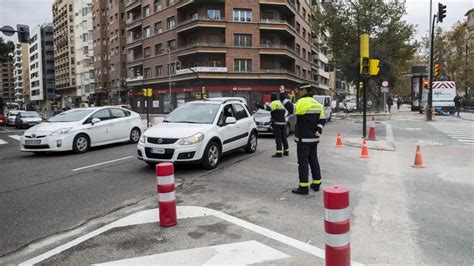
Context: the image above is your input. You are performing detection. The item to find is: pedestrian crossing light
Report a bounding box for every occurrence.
[16,24,30,43]
[434,63,441,78]
[369,59,380,76]
[200,86,207,100]
[437,3,446,23]
[360,58,370,75]
[142,88,152,97]
[423,80,429,89]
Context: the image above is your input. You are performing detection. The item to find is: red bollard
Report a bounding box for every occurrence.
[324,186,350,266]
[156,163,177,227]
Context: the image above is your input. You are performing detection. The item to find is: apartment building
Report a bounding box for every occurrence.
[53,0,78,107]
[13,43,30,105]
[74,0,95,103]
[29,23,56,110]
[0,59,15,103]
[91,0,128,106]
[125,0,329,113]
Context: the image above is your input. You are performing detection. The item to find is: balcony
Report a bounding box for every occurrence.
[176,66,227,75]
[177,42,226,56]
[259,68,294,74]
[126,0,141,11]
[176,16,225,33]
[259,44,296,57]
[126,75,143,82]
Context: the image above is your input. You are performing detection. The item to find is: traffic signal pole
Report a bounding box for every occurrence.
[427,15,437,121]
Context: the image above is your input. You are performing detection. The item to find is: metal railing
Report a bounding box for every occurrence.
[178,42,226,50]
[177,16,225,27]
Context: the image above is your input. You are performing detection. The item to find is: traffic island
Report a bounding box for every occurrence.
[342,138,396,151]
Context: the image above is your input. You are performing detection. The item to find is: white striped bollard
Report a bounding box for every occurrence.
[156,162,177,227]
[324,186,350,266]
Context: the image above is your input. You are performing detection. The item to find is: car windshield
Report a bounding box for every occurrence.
[164,103,220,124]
[48,109,94,122]
[9,111,20,116]
[314,96,325,104]
[20,112,40,118]
[253,109,270,117]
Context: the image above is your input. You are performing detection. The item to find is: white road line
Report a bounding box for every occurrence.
[8,135,21,141]
[386,124,394,142]
[452,136,474,139]
[71,156,134,172]
[96,240,291,265]
[20,206,364,266]
[0,139,7,145]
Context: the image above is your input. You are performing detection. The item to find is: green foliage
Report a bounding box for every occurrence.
[0,37,15,62]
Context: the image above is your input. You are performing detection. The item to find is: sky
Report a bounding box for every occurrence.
[1,0,473,42]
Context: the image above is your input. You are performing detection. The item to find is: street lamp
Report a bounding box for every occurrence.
[348,0,361,110]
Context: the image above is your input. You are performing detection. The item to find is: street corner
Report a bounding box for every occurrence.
[19,206,361,266]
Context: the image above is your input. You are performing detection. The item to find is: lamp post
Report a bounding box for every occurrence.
[168,47,172,112]
[348,0,361,111]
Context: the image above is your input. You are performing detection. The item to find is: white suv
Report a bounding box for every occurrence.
[137,98,258,169]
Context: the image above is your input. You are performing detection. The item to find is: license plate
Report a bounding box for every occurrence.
[257,127,267,132]
[152,148,165,154]
[25,139,41,145]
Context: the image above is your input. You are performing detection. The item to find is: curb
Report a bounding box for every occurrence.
[342,138,396,151]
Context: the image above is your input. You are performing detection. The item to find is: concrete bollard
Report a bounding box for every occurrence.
[324,186,351,266]
[156,163,177,227]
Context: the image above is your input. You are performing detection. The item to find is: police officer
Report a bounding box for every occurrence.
[292,86,326,195]
[257,94,289,157]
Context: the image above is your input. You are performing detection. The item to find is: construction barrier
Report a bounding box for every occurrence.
[324,186,351,266]
[360,138,369,158]
[368,117,376,141]
[336,131,343,148]
[412,144,425,168]
[156,163,177,227]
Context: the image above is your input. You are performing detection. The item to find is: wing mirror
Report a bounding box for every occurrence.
[91,118,101,125]
[225,117,237,125]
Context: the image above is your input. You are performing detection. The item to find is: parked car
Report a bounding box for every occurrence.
[20,107,146,154]
[15,111,43,129]
[6,110,21,126]
[137,98,258,169]
[313,95,332,122]
[0,114,5,126]
[253,109,296,136]
[344,98,357,112]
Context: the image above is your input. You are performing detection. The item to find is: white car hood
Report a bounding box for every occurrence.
[145,123,212,139]
[26,122,78,134]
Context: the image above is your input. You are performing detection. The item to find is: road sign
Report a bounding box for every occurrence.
[1,25,15,36]
[382,81,389,87]
[381,87,389,93]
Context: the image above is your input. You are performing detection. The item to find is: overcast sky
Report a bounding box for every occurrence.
[1,0,473,42]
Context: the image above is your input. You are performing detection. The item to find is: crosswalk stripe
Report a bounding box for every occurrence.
[0,139,7,145]
[8,135,21,141]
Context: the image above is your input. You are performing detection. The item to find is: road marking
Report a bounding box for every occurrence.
[96,240,291,265]
[0,139,7,145]
[386,124,394,142]
[20,206,363,266]
[8,135,21,141]
[71,156,134,172]
[285,162,298,166]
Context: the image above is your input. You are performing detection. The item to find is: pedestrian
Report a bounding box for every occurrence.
[454,94,462,117]
[292,86,326,195]
[397,97,403,110]
[256,94,289,157]
[386,95,393,113]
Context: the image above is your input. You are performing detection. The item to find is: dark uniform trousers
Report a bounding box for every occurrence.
[273,124,289,153]
[297,142,321,184]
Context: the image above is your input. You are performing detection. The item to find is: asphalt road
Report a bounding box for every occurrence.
[1,107,473,264]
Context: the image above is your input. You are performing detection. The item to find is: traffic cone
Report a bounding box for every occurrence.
[412,144,424,168]
[336,131,343,148]
[368,117,376,141]
[360,138,369,158]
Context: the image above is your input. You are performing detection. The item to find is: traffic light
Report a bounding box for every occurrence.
[434,63,441,78]
[142,88,152,97]
[200,86,207,100]
[437,3,446,23]
[360,58,370,75]
[423,80,429,89]
[369,59,380,76]
[16,24,30,43]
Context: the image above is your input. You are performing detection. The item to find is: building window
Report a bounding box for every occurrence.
[296,22,300,34]
[168,62,176,75]
[144,68,152,78]
[296,44,300,56]
[167,17,175,30]
[296,1,300,12]
[302,28,306,39]
[155,22,162,34]
[155,0,161,12]
[233,59,252,72]
[234,34,252,47]
[155,65,163,76]
[144,47,151,58]
[303,9,306,20]
[207,9,221,20]
[188,11,198,21]
[296,65,300,76]
[155,43,162,55]
[233,9,252,22]
[166,0,174,7]
[302,48,306,59]
[168,39,176,51]
[209,59,223,67]
[143,5,150,17]
[143,26,151,38]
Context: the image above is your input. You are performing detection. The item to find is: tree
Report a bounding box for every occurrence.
[0,37,15,62]
[315,0,418,110]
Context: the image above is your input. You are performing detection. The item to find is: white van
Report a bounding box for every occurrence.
[420,81,456,114]
[313,95,332,122]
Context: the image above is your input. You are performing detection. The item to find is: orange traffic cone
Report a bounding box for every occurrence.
[368,117,376,141]
[360,138,369,158]
[336,131,343,148]
[412,144,424,168]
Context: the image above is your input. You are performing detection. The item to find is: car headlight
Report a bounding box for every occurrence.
[50,127,73,136]
[139,134,146,143]
[179,133,204,145]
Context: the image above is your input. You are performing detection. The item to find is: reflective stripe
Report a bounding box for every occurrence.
[282,99,290,105]
[306,110,321,114]
[157,175,174,185]
[325,207,350,223]
[299,182,310,187]
[300,138,319,143]
[159,191,176,202]
[325,232,350,248]
[317,124,324,129]
[276,150,283,153]
[273,122,286,125]
[285,149,289,152]
[312,180,321,185]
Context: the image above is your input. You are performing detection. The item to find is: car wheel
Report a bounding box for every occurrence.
[201,141,220,170]
[129,127,141,143]
[73,134,90,154]
[245,131,258,153]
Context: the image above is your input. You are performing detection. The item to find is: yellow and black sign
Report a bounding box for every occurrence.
[370,59,380,76]
[142,88,153,97]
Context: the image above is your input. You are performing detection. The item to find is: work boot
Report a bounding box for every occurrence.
[272,153,283,158]
[310,183,321,192]
[291,187,309,195]
[283,151,289,156]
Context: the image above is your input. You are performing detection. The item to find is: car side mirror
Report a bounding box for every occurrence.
[225,117,237,125]
[91,118,101,125]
